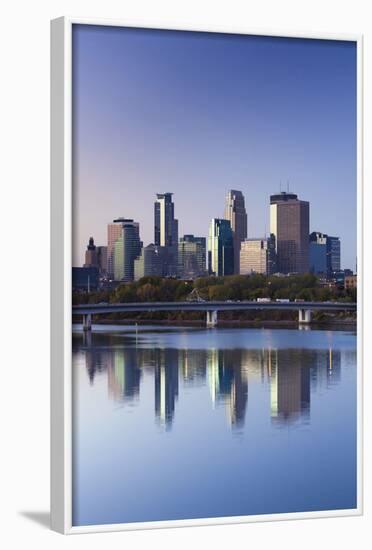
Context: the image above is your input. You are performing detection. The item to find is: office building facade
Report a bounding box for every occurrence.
[326,236,341,276]
[224,190,247,274]
[112,218,142,282]
[208,218,234,276]
[309,232,341,277]
[309,232,327,274]
[178,234,207,279]
[270,192,309,274]
[134,244,168,280]
[96,245,108,276]
[107,223,123,278]
[154,193,179,276]
[240,235,276,275]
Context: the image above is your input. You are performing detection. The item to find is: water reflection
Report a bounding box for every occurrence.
[154,350,179,429]
[73,333,341,431]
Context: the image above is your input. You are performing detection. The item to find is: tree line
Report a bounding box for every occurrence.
[73,273,356,308]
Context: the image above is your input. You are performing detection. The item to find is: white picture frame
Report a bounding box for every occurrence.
[51,16,363,534]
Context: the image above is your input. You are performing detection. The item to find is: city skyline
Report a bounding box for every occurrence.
[77,187,346,281]
[72,25,356,269]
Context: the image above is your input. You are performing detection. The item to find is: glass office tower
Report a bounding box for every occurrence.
[178,234,207,279]
[112,218,141,282]
[208,219,234,276]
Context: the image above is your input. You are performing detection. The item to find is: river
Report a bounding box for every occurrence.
[72,325,357,526]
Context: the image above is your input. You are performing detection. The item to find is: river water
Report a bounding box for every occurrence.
[72,325,357,526]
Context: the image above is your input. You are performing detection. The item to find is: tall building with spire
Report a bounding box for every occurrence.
[224,190,247,274]
[154,193,178,276]
[270,192,309,274]
[84,236,98,267]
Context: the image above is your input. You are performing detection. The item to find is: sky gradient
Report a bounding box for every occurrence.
[72,25,357,269]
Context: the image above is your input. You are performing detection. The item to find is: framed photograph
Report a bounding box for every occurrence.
[51,17,363,534]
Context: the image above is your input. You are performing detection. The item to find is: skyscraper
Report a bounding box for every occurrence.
[309,232,327,275]
[270,192,309,274]
[96,246,108,276]
[178,234,207,279]
[154,193,178,276]
[309,232,341,277]
[240,235,276,275]
[208,218,234,276]
[112,218,142,282]
[107,223,123,278]
[224,190,247,274]
[326,236,341,276]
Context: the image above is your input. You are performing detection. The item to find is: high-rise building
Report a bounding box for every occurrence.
[309,232,340,277]
[208,218,234,276]
[134,244,168,280]
[240,235,276,275]
[96,246,108,276]
[154,193,179,276]
[178,234,207,279]
[326,236,341,276]
[112,218,142,282]
[84,237,98,267]
[309,232,327,275]
[107,223,123,278]
[270,192,309,274]
[224,190,247,274]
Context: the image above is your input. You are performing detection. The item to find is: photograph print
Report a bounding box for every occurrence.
[71,23,359,528]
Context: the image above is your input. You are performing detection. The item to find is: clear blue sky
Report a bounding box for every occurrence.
[72,25,357,269]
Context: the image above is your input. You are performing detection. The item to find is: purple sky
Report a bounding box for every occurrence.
[72,25,357,270]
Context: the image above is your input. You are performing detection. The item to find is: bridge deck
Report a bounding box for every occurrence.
[72,300,357,316]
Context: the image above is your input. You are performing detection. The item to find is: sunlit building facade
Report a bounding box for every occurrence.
[240,235,276,275]
[107,222,123,278]
[224,190,247,274]
[112,218,142,282]
[154,192,178,276]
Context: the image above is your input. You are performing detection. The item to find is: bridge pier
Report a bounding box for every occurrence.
[298,309,312,324]
[83,313,92,331]
[206,310,218,328]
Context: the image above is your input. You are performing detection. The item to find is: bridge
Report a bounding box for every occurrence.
[72,300,357,330]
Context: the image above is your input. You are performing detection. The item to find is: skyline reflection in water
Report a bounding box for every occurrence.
[79,335,342,430]
[72,327,356,526]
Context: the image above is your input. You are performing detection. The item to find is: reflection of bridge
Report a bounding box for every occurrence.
[72,300,356,330]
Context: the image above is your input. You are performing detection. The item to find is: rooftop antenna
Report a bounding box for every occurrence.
[279,180,282,193]
[287,180,290,193]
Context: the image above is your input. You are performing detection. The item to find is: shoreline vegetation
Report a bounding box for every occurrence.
[72,273,356,326]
